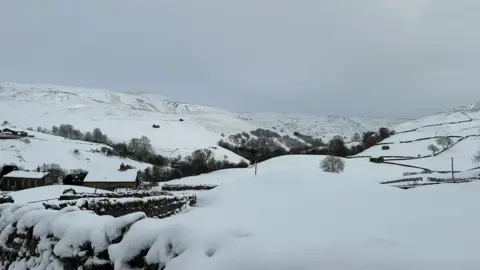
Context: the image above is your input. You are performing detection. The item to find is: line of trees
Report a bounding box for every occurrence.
[35,124,250,183]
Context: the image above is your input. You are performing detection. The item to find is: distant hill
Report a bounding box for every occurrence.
[0,82,406,170]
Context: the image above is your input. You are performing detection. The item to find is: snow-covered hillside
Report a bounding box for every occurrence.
[0,82,254,162]
[0,127,152,171]
[355,103,480,172]
[237,112,408,140]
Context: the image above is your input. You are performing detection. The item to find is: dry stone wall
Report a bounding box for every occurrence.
[45,192,197,219]
[0,200,198,269]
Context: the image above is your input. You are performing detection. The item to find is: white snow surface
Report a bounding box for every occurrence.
[1,155,479,269]
[83,168,138,183]
[8,185,111,204]
[0,156,480,270]
[109,156,480,270]
[2,170,49,179]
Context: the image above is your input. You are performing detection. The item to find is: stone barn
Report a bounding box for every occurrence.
[82,169,139,191]
[0,171,56,191]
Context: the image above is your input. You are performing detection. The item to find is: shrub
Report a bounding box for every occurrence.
[2,120,8,126]
[320,156,345,173]
[427,144,439,155]
[473,151,480,164]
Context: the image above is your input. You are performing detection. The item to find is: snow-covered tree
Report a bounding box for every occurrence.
[320,156,345,173]
[351,133,361,142]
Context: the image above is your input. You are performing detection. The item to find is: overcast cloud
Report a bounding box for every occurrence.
[1,0,480,118]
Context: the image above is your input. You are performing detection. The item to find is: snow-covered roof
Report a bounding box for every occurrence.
[83,169,138,183]
[3,171,49,179]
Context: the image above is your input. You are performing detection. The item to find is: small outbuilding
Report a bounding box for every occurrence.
[0,171,56,191]
[82,169,140,191]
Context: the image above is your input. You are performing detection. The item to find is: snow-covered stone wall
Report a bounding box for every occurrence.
[0,202,192,269]
[43,192,197,219]
[0,193,13,204]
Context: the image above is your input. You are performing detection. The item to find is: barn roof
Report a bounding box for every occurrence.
[3,171,49,179]
[83,169,138,183]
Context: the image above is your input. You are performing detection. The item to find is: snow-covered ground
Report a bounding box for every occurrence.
[2,154,480,269]
[142,168,480,270]
[8,185,110,204]
[0,128,151,171]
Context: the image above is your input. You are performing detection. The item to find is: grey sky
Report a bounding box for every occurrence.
[1,1,480,118]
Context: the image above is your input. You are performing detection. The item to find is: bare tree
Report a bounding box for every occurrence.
[427,144,439,155]
[320,156,345,173]
[435,136,453,150]
[128,136,154,160]
[92,128,108,143]
[473,151,480,164]
[351,133,361,142]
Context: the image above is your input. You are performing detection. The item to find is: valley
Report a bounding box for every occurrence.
[1,82,480,270]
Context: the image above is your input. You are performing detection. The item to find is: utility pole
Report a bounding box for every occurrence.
[451,157,454,183]
[254,161,257,175]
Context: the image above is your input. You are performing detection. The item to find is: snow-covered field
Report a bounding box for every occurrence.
[352,104,480,172]
[8,185,111,204]
[2,155,480,269]
[394,136,480,171]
